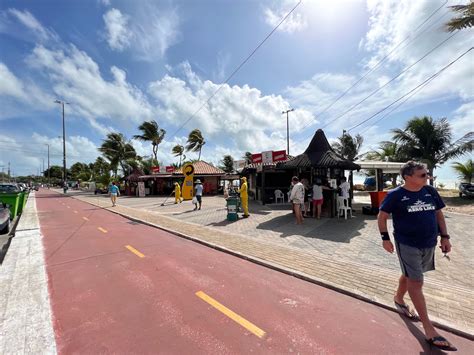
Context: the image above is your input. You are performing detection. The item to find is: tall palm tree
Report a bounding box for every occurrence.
[133,120,166,165]
[186,129,206,160]
[392,116,472,185]
[99,132,137,178]
[331,132,364,161]
[452,159,473,183]
[446,2,474,32]
[219,155,235,173]
[172,144,186,167]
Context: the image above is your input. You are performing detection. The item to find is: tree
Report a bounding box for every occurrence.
[331,132,364,161]
[43,165,64,180]
[243,151,253,164]
[70,162,91,181]
[91,157,111,180]
[172,144,186,167]
[133,120,166,165]
[99,132,137,178]
[452,159,473,183]
[186,129,206,160]
[446,2,474,32]
[365,141,409,187]
[219,155,235,173]
[392,116,472,185]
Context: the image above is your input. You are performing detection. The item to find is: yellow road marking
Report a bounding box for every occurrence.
[74,210,78,214]
[195,291,266,338]
[98,227,108,233]
[125,245,145,258]
[82,217,89,221]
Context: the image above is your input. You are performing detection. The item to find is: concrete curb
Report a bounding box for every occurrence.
[70,192,473,340]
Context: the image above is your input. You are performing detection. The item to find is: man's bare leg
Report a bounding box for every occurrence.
[394,275,408,304]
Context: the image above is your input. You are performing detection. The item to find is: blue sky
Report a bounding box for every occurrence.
[0,0,472,186]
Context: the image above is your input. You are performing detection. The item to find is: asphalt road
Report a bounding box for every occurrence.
[36,190,473,354]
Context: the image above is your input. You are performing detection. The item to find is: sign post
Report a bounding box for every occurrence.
[181,163,194,200]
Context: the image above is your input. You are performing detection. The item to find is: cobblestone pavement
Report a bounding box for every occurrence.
[71,191,473,336]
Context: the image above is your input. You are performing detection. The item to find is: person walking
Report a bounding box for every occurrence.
[194,179,203,210]
[109,181,120,207]
[377,161,456,352]
[239,176,249,218]
[289,176,304,225]
[312,179,330,219]
[174,182,183,204]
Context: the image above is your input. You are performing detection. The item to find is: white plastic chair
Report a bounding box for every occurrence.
[337,196,352,219]
[274,189,285,204]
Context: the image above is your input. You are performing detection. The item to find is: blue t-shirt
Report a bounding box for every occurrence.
[195,184,203,196]
[380,185,445,248]
[109,185,119,194]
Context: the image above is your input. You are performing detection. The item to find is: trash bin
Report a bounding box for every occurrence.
[0,193,21,219]
[226,196,240,221]
[17,192,28,214]
[368,191,388,209]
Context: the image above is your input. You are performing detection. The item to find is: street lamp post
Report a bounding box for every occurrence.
[45,144,50,188]
[282,108,294,155]
[55,100,69,193]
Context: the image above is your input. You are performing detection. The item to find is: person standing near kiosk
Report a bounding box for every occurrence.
[239,176,249,218]
[174,182,182,204]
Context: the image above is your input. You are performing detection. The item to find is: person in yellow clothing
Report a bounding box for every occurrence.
[174,182,183,204]
[239,176,249,218]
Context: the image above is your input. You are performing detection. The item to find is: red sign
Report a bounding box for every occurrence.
[151,166,160,174]
[251,153,262,164]
[166,166,174,173]
[272,150,287,162]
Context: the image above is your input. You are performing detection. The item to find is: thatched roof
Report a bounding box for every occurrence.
[278,129,361,170]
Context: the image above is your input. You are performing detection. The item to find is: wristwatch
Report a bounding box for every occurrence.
[381,232,390,241]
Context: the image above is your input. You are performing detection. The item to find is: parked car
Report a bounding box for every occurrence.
[94,187,108,194]
[0,183,21,193]
[459,182,474,198]
[0,203,10,234]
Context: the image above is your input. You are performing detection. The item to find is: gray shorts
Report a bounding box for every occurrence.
[395,241,435,281]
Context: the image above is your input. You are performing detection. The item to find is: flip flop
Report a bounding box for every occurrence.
[394,300,418,320]
[427,336,457,351]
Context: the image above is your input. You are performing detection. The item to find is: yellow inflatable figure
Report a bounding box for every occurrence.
[174,182,182,204]
[239,176,249,218]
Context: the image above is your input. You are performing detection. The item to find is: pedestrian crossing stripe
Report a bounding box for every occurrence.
[125,245,145,258]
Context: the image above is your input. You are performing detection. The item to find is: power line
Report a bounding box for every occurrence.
[298,1,450,134]
[169,0,302,138]
[346,47,473,132]
[317,31,459,132]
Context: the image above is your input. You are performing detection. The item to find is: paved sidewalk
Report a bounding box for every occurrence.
[71,191,473,337]
[0,192,56,354]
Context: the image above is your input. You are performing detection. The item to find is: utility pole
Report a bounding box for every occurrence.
[282,108,294,155]
[55,100,69,193]
[8,162,10,180]
[45,144,50,188]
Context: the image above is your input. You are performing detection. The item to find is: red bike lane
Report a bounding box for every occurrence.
[36,190,473,354]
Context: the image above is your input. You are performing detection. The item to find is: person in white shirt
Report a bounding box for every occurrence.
[339,176,350,199]
[289,176,305,225]
[312,179,331,219]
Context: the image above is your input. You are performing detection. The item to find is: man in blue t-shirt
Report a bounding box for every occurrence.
[378,161,455,351]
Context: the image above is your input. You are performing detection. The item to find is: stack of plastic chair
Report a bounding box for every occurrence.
[337,196,352,219]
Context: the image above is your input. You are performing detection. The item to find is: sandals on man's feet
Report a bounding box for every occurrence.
[394,300,418,320]
[427,336,457,351]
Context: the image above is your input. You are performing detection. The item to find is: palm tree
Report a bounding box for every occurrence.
[172,144,186,167]
[99,132,137,178]
[452,159,473,183]
[446,2,474,32]
[392,116,472,185]
[243,151,253,164]
[133,120,166,165]
[219,155,235,173]
[331,132,364,161]
[186,129,206,160]
[365,141,409,187]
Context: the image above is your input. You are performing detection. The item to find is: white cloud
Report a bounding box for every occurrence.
[101,2,181,60]
[103,8,131,51]
[0,8,58,43]
[284,0,474,142]
[148,62,315,155]
[25,45,155,128]
[263,1,307,34]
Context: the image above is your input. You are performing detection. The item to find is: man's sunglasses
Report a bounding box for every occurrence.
[413,173,430,178]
